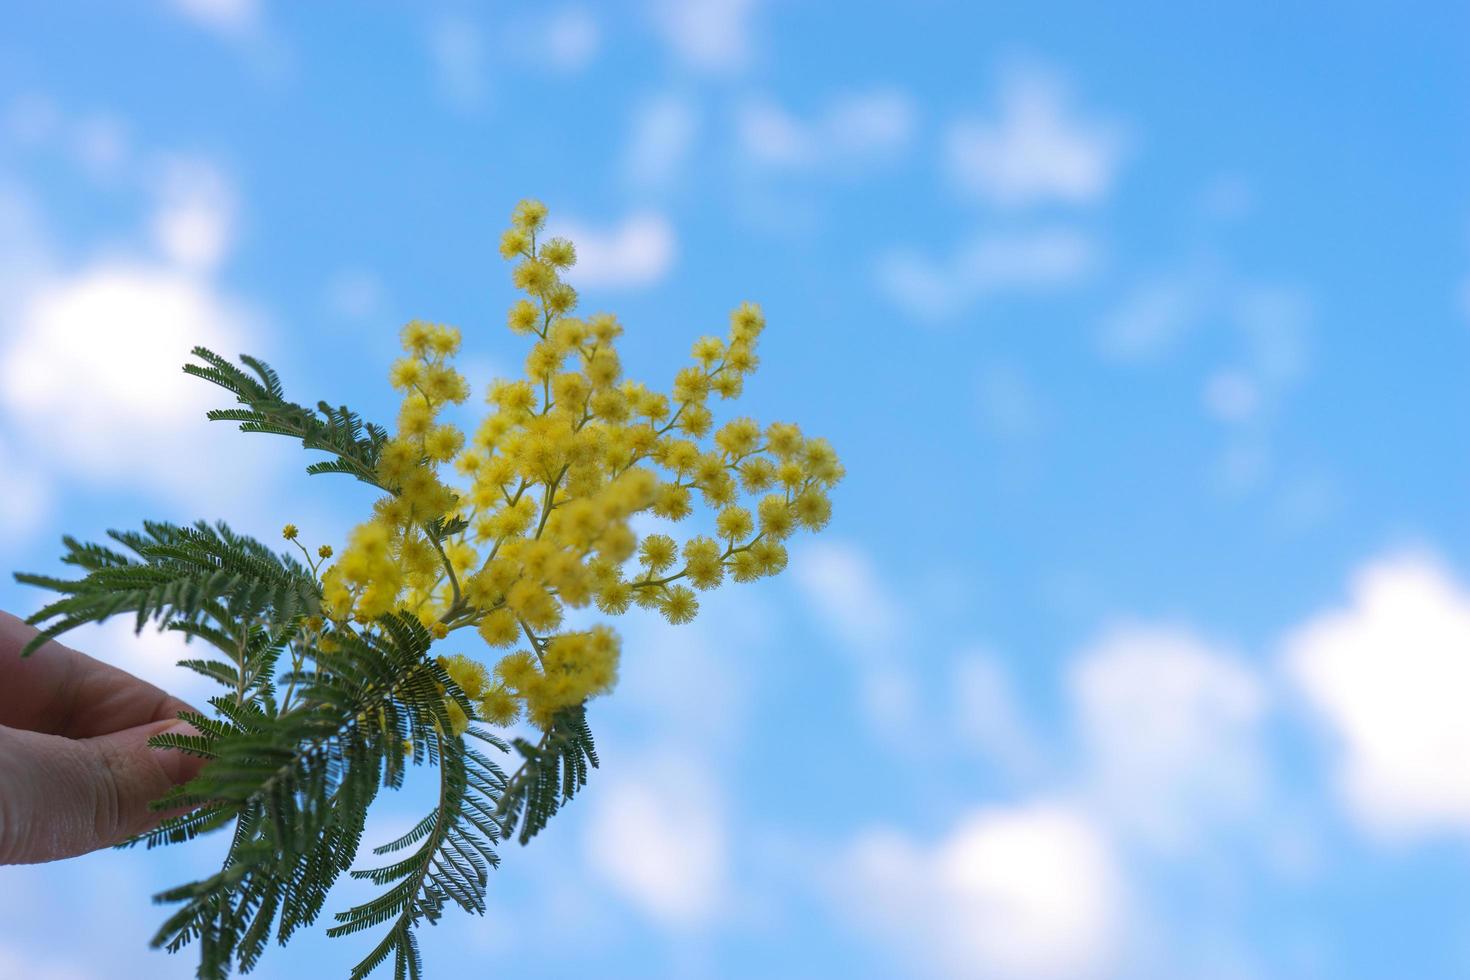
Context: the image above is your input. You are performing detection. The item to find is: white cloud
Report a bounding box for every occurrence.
[945,66,1125,209]
[1070,625,1267,849]
[2,264,253,494]
[840,803,1124,979]
[792,541,927,739]
[1285,551,1470,839]
[1102,272,1309,377]
[0,142,278,515]
[647,0,761,72]
[552,212,675,288]
[6,102,244,265]
[951,651,1045,778]
[0,170,276,519]
[428,16,488,111]
[736,102,808,168]
[1098,268,1211,363]
[166,0,259,36]
[877,228,1099,320]
[1202,370,1261,423]
[824,91,915,162]
[622,93,699,190]
[542,7,600,72]
[150,156,236,271]
[792,540,901,655]
[583,753,728,928]
[1100,270,1310,437]
[737,89,915,174]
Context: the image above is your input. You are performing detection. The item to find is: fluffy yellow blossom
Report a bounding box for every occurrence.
[440,653,489,700]
[478,685,521,726]
[317,200,842,736]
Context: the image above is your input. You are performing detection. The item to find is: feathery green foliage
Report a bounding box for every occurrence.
[14,199,843,978]
[185,346,389,488]
[15,360,587,979]
[15,520,319,658]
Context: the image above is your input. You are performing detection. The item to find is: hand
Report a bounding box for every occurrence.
[0,611,204,864]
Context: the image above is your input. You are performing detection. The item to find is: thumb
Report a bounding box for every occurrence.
[0,718,206,864]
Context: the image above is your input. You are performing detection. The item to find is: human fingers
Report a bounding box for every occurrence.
[0,611,194,739]
[0,716,204,864]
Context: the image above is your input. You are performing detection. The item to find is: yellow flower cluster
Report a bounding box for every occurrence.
[319,199,842,735]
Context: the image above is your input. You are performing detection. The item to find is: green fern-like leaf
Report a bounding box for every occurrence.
[330,727,508,980]
[15,520,318,657]
[186,347,389,489]
[143,614,480,978]
[495,704,599,846]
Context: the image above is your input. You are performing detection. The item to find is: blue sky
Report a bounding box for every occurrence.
[2,2,1470,978]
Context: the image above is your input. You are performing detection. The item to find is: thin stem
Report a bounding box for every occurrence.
[425,527,462,609]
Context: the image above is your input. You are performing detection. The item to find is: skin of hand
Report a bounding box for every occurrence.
[0,611,204,864]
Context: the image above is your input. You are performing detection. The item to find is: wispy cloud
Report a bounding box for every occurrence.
[428,16,489,111]
[737,89,915,175]
[165,0,259,37]
[1070,624,1268,850]
[583,752,729,928]
[1099,265,1310,387]
[877,228,1099,320]
[150,155,237,272]
[540,7,600,72]
[69,115,130,180]
[646,0,762,73]
[4,95,133,182]
[504,7,603,74]
[950,650,1047,779]
[792,540,901,654]
[552,212,676,289]
[791,541,926,738]
[1098,260,1314,499]
[1097,266,1213,364]
[1201,369,1262,423]
[622,92,699,191]
[945,66,1125,209]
